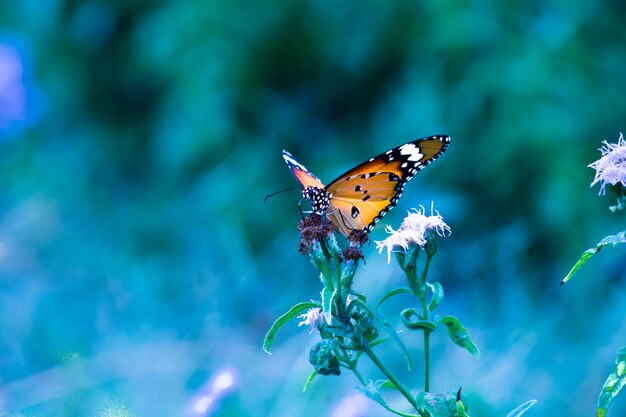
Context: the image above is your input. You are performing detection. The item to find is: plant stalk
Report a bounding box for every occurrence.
[419,253,433,392]
[364,342,420,412]
[423,331,430,392]
[421,253,433,284]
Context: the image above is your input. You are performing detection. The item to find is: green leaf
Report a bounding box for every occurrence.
[357,382,421,417]
[378,379,399,390]
[401,308,437,332]
[599,231,626,247]
[322,287,336,322]
[456,400,469,417]
[352,299,412,371]
[349,291,367,303]
[597,347,626,417]
[456,387,470,417]
[263,301,321,354]
[355,335,396,362]
[376,287,411,308]
[561,249,596,285]
[561,231,626,285]
[440,316,480,357]
[417,390,467,417]
[368,335,392,348]
[427,282,444,312]
[356,380,389,408]
[506,400,537,417]
[302,370,317,392]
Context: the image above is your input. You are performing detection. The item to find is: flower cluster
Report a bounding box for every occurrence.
[298,294,358,334]
[375,205,451,263]
[263,201,489,417]
[298,214,335,255]
[589,133,626,195]
[291,215,379,376]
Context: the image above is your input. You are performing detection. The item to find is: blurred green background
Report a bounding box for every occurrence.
[1,1,626,416]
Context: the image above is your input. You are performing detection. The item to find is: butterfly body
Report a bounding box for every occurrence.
[302,186,332,214]
[283,135,450,236]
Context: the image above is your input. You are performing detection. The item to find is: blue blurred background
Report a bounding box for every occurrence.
[1,1,626,416]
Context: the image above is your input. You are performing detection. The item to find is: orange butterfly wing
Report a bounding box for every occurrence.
[327,172,405,236]
[282,135,450,236]
[325,135,450,236]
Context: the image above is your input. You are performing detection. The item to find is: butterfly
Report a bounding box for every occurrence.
[282,134,450,236]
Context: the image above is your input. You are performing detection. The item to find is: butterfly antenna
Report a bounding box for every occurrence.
[264,186,301,203]
[294,199,305,222]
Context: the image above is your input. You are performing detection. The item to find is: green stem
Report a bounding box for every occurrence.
[320,236,346,319]
[335,283,344,319]
[423,331,430,392]
[348,357,425,417]
[319,240,340,288]
[407,269,420,296]
[334,254,342,286]
[348,361,367,386]
[314,250,335,291]
[321,234,342,284]
[364,342,420,412]
[420,253,433,392]
[421,253,433,284]
[320,267,335,291]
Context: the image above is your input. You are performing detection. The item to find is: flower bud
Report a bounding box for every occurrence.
[351,307,379,344]
[309,340,340,376]
[608,183,626,212]
[348,230,369,247]
[424,229,438,256]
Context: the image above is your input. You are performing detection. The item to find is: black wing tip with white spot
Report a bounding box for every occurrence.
[282,149,302,167]
[281,148,323,184]
[423,134,450,146]
[431,134,450,141]
[380,134,451,179]
[421,134,450,146]
[360,134,450,230]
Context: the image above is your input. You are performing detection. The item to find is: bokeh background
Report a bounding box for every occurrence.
[1,1,626,416]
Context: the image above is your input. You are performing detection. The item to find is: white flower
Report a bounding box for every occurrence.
[375,204,451,263]
[298,307,325,333]
[589,133,626,194]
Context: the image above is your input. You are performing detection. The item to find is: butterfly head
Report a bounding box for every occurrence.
[302,186,331,214]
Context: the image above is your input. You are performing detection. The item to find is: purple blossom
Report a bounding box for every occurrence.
[298,307,326,333]
[589,133,626,194]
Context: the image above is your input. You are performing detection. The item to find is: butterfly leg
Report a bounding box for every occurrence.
[296,198,314,220]
[335,207,359,235]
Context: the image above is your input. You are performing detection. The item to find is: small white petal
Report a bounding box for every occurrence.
[589,133,626,195]
[298,307,324,333]
[375,203,450,263]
